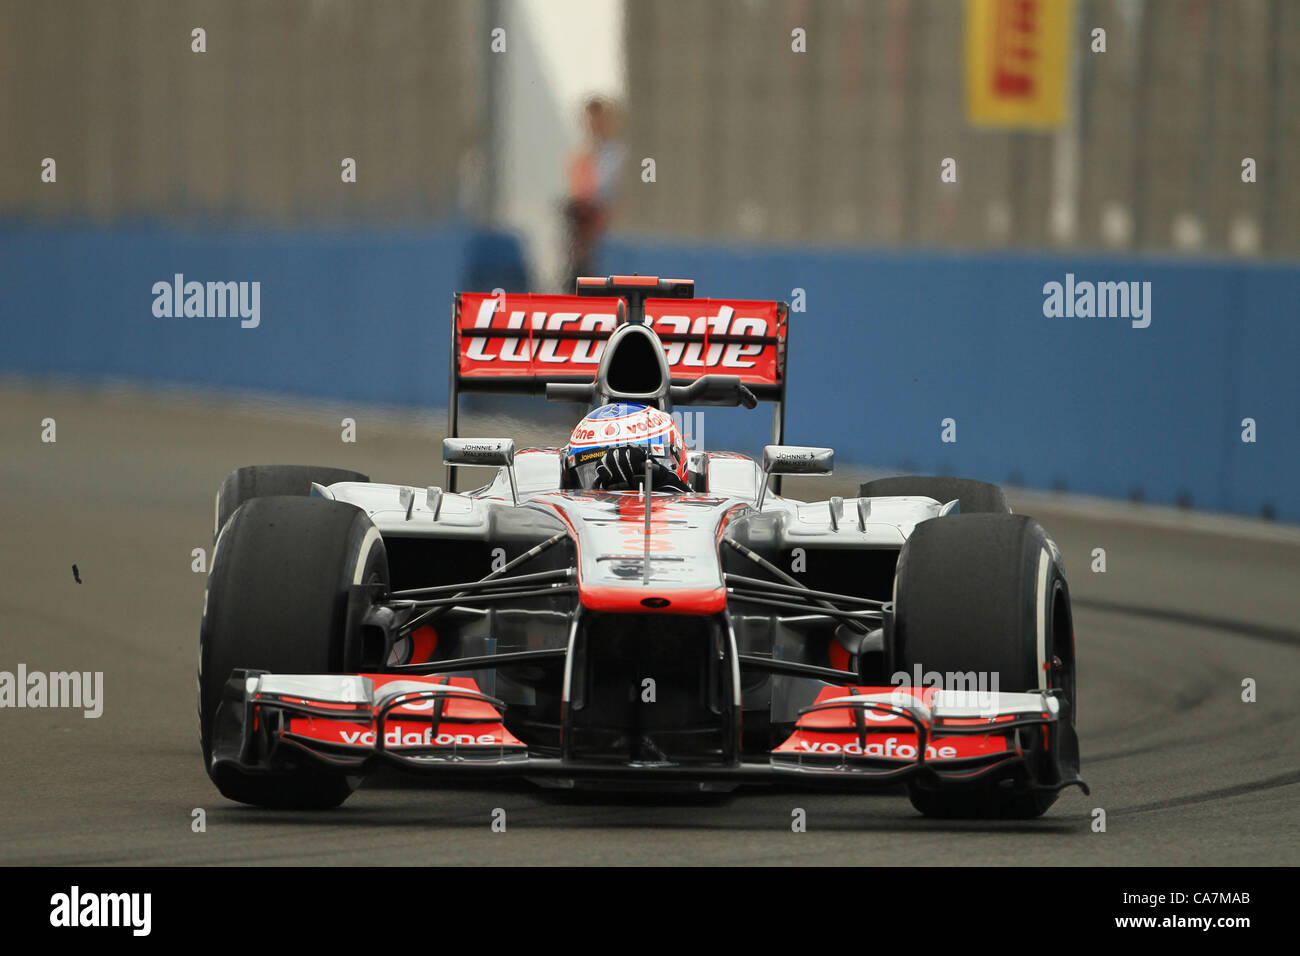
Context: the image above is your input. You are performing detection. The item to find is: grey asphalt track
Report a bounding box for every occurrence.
[2,381,1297,865]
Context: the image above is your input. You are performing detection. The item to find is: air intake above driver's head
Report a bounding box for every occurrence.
[594,323,672,410]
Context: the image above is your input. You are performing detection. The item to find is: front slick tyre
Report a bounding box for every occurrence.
[199,496,388,809]
[891,513,1075,820]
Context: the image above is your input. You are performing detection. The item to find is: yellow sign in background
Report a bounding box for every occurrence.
[966,0,1074,129]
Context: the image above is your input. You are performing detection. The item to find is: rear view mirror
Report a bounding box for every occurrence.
[442,438,515,468]
[756,445,833,509]
[442,438,517,504]
[761,445,834,476]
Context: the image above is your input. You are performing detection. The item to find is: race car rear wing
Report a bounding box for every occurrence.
[447,276,790,489]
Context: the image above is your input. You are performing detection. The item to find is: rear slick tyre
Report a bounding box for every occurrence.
[858,476,1010,514]
[214,464,369,540]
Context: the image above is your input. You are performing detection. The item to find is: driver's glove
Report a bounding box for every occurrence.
[595,445,649,489]
[595,445,687,492]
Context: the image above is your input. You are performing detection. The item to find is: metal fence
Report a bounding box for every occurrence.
[620,0,1300,259]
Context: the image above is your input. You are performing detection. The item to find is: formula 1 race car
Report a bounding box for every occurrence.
[199,275,1085,818]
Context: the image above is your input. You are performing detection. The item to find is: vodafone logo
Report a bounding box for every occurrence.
[569,406,676,449]
[338,728,501,747]
[797,738,960,760]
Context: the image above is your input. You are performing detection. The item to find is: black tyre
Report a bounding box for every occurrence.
[199,496,388,809]
[889,513,1075,819]
[214,465,369,539]
[858,476,1010,514]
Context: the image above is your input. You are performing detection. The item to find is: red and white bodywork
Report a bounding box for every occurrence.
[207,277,1084,800]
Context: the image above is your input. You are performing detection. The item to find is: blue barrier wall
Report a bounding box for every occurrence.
[1,222,526,407]
[601,238,1299,521]
[1,224,1295,519]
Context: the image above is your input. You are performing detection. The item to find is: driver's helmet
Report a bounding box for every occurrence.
[562,402,688,490]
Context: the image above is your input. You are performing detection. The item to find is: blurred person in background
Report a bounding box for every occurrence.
[562,96,626,292]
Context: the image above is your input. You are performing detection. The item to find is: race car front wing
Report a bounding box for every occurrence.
[209,669,1088,796]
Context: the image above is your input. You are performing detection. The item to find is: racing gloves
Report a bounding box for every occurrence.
[594,445,688,492]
